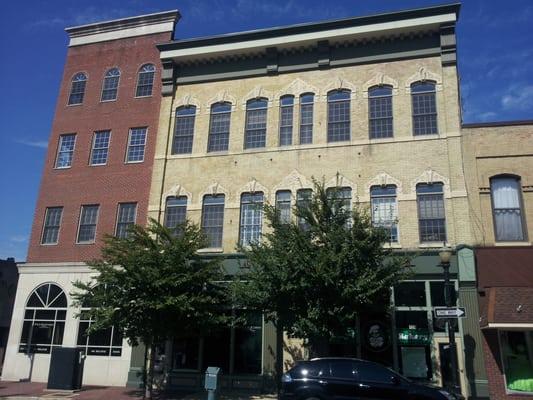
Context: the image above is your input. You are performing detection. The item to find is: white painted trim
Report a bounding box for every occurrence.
[160,14,456,61]
[18,262,93,274]
[488,323,533,329]
[69,21,175,47]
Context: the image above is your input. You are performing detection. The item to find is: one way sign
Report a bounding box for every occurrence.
[434,307,466,319]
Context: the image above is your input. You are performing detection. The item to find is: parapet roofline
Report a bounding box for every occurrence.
[65,10,180,47]
[158,3,460,63]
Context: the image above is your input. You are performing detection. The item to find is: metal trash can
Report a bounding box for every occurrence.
[47,347,85,390]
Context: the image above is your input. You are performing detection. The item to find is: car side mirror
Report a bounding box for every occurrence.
[391,376,401,386]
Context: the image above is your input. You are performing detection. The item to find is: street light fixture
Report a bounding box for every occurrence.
[438,246,460,396]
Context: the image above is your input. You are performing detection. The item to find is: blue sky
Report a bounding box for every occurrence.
[0,0,532,261]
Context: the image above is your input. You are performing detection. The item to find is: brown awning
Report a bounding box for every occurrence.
[475,247,533,328]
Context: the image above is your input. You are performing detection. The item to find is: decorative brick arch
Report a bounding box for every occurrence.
[274,78,320,104]
[241,86,274,109]
[410,168,451,198]
[206,90,237,113]
[174,93,202,112]
[365,172,403,195]
[362,74,399,98]
[238,178,269,198]
[161,183,193,208]
[271,170,313,203]
[325,173,357,202]
[404,67,443,93]
[198,182,231,207]
[323,76,357,101]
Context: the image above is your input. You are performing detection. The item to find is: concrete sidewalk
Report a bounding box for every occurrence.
[0,381,277,400]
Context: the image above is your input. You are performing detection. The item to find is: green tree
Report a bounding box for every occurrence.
[72,219,227,399]
[236,180,411,387]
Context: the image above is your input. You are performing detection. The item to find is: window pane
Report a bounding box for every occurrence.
[394,282,426,306]
[369,87,393,139]
[68,73,87,105]
[299,96,314,144]
[245,99,267,149]
[173,107,196,154]
[127,128,147,162]
[202,195,225,248]
[42,207,63,244]
[173,337,199,369]
[501,331,533,393]
[90,131,111,165]
[371,185,398,242]
[356,361,396,383]
[234,311,262,374]
[279,96,293,146]
[55,134,76,168]
[101,68,120,101]
[276,191,291,224]
[395,311,429,331]
[411,82,437,135]
[136,64,155,97]
[417,184,446,242]
[208,103,231,152]
[239,193,264,246]
[330,360,356,379]
[165,196,187,229]
[203,328,231,373]
[78,205,99,243]
[116,203,137,239]
[491,177,524,241]
[328,90,350,142]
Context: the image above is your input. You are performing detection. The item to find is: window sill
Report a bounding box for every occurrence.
[418,243,446,248]
[125,160,144,164]
[40,243,58,246]
[67,103,83,107]
[54,166,72,170]
[89,163,107,167]
[134,95,153,99]
[383,243,402,249]
[100,99,117,103]
[197,248,224,254]
[494,241,531,247]
[76,241,95,245]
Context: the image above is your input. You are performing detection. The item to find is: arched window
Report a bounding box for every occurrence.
[172,106,196,154]
[101,68,120,101]
[370,185,398,242]
[164,196,187,229]
[279,95,294,146]
[369,85,393,139]
[201,194,225,248]
[299,93,314,144]
[135,64,155,97]
[19,283,67,354]
[416,183,446,242]
[327,89,351,142]
[208,102,232,152]
[239,192,264,246]
[411,81,437,135]
[68,72,87,105]
[490,176,526,241]
[244,98,268,149]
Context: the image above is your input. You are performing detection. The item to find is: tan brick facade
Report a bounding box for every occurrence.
[149,58,472,251]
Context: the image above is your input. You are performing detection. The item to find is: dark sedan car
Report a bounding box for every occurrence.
[280,357,462,400]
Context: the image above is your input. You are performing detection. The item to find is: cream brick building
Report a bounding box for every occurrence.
[135,3,487,398]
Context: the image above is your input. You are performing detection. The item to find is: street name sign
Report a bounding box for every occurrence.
[434,307,466,319]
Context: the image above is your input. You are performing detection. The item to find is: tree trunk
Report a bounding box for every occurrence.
[145,342,155,400]
[275,321,284,394]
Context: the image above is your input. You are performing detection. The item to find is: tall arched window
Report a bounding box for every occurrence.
[101,68,120,101]
[135,64,155,97]
[19,283,67,354]
[279,95,294,146]
[327,89,351,142]
[244,98,268,149]
[490,176,526,241]
[299,93,314,144]
[68,72,87,105]
[172,106,196,154]
[369,85,393,139]
[208,102,232,152]
[411,81,437,135]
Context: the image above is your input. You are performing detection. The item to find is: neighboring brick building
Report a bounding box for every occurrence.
[0,258,18,374]
[462,121,533,399]
[1,11,179,386]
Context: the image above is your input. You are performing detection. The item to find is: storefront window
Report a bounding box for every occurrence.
[430,281,456,307]
[172,337,200,370]
[394,282,426,306]
[234,312,262,374]
[203,327,231,373]
[501,331,533,393]
[76,309,123,356]
[19,283,67,354]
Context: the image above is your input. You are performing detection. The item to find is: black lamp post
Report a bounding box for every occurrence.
[438,248,460,396]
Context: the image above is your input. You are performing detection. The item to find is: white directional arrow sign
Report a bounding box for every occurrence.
[434,307,466,319]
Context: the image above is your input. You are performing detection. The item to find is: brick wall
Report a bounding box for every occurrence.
[27,32,171,263]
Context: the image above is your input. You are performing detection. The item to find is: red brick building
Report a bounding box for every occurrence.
[1,11,179,386]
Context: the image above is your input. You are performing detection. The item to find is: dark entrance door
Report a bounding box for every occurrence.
[438,343,460,392]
